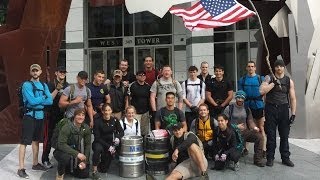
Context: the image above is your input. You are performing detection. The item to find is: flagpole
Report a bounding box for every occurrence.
[247,0,277,81]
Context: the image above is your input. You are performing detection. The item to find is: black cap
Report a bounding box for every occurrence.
[274,59,285,67]
[172,122,183,131]
[136,70,146,75]
[56,66,67,72]
[78,71,88,79]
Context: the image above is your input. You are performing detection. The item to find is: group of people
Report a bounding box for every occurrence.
[17,56,296,180]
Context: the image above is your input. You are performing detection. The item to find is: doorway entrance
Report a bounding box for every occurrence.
[136,47,171,71]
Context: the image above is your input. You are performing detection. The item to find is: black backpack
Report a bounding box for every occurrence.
[18,80,45,118]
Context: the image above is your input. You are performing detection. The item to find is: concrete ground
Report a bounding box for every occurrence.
[0,138,319,180]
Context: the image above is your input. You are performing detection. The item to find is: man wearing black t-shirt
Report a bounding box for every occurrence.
[128,70,151,136]
[119,59,135,87]
[87,70,110,116]
[42,66,69,169]
[205,65,233,118]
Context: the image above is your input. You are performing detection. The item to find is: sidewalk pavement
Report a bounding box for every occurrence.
[1,138,319,180]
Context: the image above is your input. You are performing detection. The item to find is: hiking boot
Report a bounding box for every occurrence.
[56,173,64,180]
[17,169,29,179]
[254,161,265,167]
[32,163,47,171]
[92,171,101,180]
[282,159,294,167]
[263,151,266,159]
[266,159,274,167]
[242,148,249,156]
[43,161,53,169]
[200,171,209,180]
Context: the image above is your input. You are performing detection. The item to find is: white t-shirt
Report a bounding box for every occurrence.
[120,117,141,136]
[181,78,206,112]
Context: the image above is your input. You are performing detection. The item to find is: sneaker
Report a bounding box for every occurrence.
[234,162,240,171]
[266,159,274,167]
[227,161,235,169]
[282,159,294,167]
[17,169,29,179]
[92,171,101,180]
[200,171,209,180]
[32,163,47,171]
[43,161,53,169]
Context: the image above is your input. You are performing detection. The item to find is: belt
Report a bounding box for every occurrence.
[266,103,288,108]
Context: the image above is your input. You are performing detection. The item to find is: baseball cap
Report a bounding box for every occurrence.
[235,90,247,100]
[56,66,67,72]
[30,64,41,71]
[172,122,183,131]
[113,69,123,77]
[274,59,285,67]
[78,71,88,79]
[136,70,146,75]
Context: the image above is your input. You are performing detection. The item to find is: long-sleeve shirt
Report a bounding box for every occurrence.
[57,121,91,163]
[93,117,124,149]
[22,80,53,120]
[213,127,237,155]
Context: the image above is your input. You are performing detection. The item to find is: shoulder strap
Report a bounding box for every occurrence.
[185,80,188,97]
[241,75,246,90]
[257,75,262,85]
[69,84,75,102]
[122,120,126,131]
[229,104,234,122]
[199,80,203,96]
[85,86,90,98]
[135,119,139,135]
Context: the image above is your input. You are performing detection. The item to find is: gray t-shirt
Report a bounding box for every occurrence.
[224,103,253,129]
[62,84,92,118]
[155,107,186,131]
[150,78,183,110]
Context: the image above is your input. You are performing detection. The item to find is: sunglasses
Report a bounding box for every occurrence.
[31,69,39,72]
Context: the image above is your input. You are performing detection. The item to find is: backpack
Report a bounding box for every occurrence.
[121,119,139,135]
[184,79,204,97]
[156,79,178,95]
[51,118,72,149]
[228,104,247,153]
[69,84,90,103]
[170,131,204,153]
[18,80,46,118]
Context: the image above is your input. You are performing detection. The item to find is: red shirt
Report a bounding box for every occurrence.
[145,68,158,85]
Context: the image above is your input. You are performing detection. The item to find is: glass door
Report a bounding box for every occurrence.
[155,47,171,70]
[136,48,152,71]
[90,49,122,80]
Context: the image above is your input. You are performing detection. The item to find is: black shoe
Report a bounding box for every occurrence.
[266,159,274,167]
[43,161,53,169]
[242,149,249,156]
[254,161,265,167]
[17,169,29,179]
[32,163,47,171]
[282,159,294,167]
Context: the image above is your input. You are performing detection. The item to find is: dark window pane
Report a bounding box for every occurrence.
[105,50,121,79]
[136,48,151,70]
[0,0,8,25]
[155,48,170,70]
[236,19,247,30]
[214,24,234,31]
[214,32,234,42]
[124,7,133,36]
[57,50,66,67]
[237,42,248,81]
[90,51,103,79]
[124,48,134,73]
[249,16,260,29]
[135,12,172,35]
[214,43,235,90]
[88,5,122,38]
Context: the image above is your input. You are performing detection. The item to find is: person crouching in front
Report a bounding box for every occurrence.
[53,108,91,180]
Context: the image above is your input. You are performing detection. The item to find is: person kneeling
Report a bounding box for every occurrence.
[166,123,209,180]
[212,114,241,171]
[53,108,91,180]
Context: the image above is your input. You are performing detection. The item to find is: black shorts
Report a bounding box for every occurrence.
[251,108,264,119]
[20,115,44,145]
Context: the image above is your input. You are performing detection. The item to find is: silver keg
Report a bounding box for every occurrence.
[119,135,144,178]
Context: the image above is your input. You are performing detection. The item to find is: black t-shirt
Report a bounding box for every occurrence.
[155,107,186,130]
[172,132,199,164]
[108,82,128,113]
[206,78,233,104]
[87,82,109,111]
[197,74,213,85]
[47,79,69,111]
[122,72,136,83]
[129,81,151,114]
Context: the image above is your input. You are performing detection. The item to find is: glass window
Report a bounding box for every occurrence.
[236,42,249,81]
[214,43,235,90]
[136,48,152,71]
[249,16,260,29]
[90,51,103,79]
[214,24,234,32]
[155,47,170,70]
[0,0,8,25]
[214,32,234,42]
[236,19,247,30]
[124,6,133,36]
[124,48,134,73]
[88,5,122,38]
[135,12,172,35]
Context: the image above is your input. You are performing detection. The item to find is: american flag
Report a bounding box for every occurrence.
[170,0,256,31]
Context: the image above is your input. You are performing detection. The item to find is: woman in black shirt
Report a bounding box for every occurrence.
[92,104,124,179]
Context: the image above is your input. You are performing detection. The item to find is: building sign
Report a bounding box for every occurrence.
[135,35,172,46]
[89,38,123,47]
[123,36,135,47]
